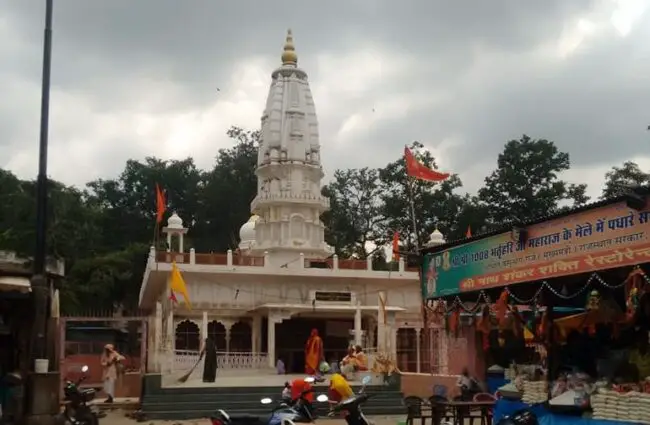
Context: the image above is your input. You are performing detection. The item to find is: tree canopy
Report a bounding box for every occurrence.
[0,129,642,313]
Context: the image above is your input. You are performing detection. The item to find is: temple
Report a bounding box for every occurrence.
[138,30,446,383]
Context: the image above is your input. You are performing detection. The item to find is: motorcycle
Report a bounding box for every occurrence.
[55,365,100,425]
[325,375,374,425]
[211,377,328,425]
[495,408,539,425]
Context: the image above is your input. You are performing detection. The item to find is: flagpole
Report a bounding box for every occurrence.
[405,174,431,375]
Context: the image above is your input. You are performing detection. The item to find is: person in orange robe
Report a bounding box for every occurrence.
[305,328,324,375]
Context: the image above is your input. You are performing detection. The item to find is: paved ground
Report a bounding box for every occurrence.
[103,410,405,425]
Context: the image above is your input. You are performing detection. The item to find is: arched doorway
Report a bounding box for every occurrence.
[175,320,200,351]
[230,321,252,352]
[207,321,227,352]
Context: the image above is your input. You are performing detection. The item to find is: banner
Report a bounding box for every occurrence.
[423,199,650,298]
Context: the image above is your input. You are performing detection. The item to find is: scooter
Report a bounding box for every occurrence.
[55,365,100,425]
[325,375,374,425]
[211,377,328,425]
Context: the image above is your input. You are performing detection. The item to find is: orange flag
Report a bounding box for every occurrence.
[155,184,166,224]
[466,226,472,238]
[404,146,450,182]
[392,231,400,261]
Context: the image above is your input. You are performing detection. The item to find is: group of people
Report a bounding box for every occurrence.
[339,345,368,378]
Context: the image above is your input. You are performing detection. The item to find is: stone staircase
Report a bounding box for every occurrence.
[140,375,407,421]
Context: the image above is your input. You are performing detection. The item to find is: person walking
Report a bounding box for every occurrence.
[100,344,124,403]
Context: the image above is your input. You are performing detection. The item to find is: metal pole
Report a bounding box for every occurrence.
[31,0,54,362]
[406,175,430,373]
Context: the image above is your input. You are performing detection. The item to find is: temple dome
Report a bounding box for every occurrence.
[239,215,260,245]
[427,228,446,247]
[167,212,184,230]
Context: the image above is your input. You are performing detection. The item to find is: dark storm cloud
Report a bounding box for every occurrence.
[2,0,649,195]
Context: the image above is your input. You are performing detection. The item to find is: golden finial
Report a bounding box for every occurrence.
[281,29,298,66]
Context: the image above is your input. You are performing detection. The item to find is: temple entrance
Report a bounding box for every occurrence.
[276,317,353,373]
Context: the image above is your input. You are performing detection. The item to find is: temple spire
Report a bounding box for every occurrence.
[281,29,298,66]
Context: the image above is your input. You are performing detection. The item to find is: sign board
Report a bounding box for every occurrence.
[423,199,650,298]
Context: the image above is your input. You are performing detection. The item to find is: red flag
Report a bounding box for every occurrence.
[466,226,472,238]
[169,290,178,304]
[392,231,400,261]
[404,147,450,182]
[155,184,166,224]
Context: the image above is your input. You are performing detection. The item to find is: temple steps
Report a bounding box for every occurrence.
[141,377,406,421]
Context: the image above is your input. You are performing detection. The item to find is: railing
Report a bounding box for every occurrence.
[173,349,269,372]
[152,249,416,274]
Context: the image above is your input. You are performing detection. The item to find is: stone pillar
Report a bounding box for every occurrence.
[252,315,261,353]
[223,320,233,354]
[354,302,362,346]
[367,318,376,349]
[387,312,397,360]
[179,234,184,253]
[415,328,421,373]
[267,314,277,368]
[201,311,208,342]
[149,302,162,372]
[166,307,174,372]
[166,233,172,252]
[376,291,387,353]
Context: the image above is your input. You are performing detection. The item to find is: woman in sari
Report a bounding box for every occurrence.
[200,337,217,383]
[304,329,323,375]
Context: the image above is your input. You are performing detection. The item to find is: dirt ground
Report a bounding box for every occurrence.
[103,410,405,425]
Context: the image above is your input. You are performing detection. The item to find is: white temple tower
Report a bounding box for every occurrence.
[248,30,332,267]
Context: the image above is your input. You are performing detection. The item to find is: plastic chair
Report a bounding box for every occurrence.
[428,395,453,425]
[403,396,427,425]
[472,393,497,425]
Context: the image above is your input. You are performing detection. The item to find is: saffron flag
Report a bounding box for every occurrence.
[170,262,192,309]
[404,146,450,182]
[392,231,400,261]
[169,291,178,304]
[466,226,472,238]
[155,183,166,224]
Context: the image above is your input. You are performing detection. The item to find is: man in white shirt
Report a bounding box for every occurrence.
[456,368,479,400]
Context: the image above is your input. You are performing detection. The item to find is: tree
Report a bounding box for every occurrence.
[376,141,465,250]
[478,135,589,224]
[0,171,101,264]
[601,161,650,200]
[60,243,149,314]
[321,168,382,258]
[193,126,259,252]
[86,157,204,251]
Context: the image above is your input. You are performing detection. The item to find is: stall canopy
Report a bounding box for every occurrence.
[421,187,650,301]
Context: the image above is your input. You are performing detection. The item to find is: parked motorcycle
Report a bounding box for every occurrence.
[326,375,373,425]
[495,408,539,425]
[55,365,100,425]
[211,377,328,425]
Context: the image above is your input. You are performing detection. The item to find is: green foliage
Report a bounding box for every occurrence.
[478,135,589,224]
[2,129,610,313]
[601,161,650,200]
[322,167,382,258]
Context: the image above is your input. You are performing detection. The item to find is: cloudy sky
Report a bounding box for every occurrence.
[2,0,649,200]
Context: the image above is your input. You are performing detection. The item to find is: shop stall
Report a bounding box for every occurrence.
[421,188,650,425]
